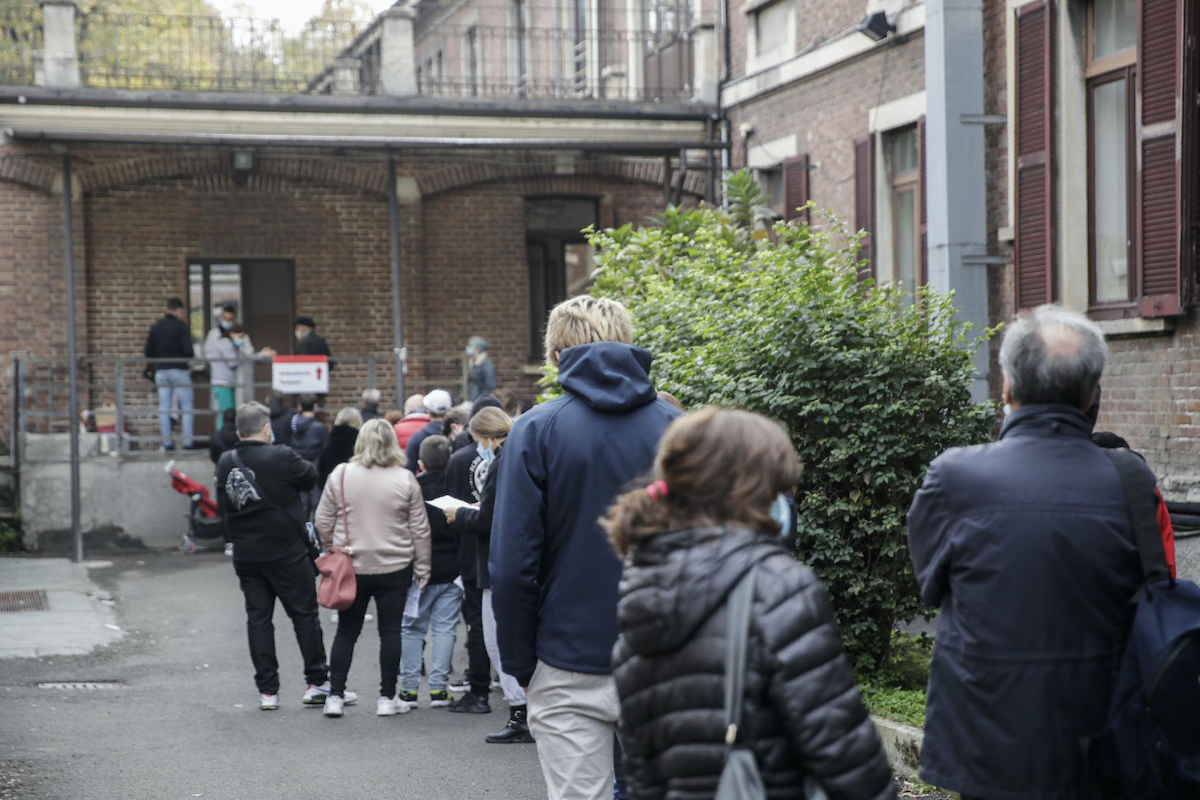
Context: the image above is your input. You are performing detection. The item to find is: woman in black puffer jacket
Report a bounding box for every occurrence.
[603,408,895,800]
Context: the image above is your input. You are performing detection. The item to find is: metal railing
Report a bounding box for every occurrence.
[12,352,466,462]
[76,10,367,93]
[0,1,41,86]
[413,24,693,102]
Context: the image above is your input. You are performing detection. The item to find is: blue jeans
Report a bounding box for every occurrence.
[400,581,463,693]
[155,369,194,447]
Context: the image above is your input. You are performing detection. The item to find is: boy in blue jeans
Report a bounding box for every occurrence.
[400,435,463,707]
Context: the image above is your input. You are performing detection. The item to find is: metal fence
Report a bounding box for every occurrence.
[12,352,466,461]
[413,24,693,102]
[0,1,41,86]
[76,10,367,93]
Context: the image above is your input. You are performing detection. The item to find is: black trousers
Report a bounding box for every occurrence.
[462,582,491,696]
[235,557,328,696]
[329,567,411,699]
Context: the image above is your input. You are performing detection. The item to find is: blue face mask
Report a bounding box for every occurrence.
[268,426,276,444]
[220,320,233,331]
[770,493,793,541]
[465,345,475,356]
[232,338,244,350]
[477,443,495,463]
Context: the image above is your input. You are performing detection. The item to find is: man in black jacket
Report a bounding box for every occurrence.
[216,402,349,711]
[294,315,333,367]
[443,394,502,707]
[143,297,195,450]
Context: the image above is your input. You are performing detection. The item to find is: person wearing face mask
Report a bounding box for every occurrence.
[215,402,332,712]
[206,319,249,429]
[464,336,496,402]
[603,407,894,800]
[444,407,532,742]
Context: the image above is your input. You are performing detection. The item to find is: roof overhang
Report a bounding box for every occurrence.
[0,87,720,155]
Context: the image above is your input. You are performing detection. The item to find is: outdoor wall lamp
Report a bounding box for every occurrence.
[231,150,255,172]
[855,11,896,42]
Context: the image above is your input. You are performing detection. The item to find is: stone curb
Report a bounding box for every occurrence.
[873,715,924,777]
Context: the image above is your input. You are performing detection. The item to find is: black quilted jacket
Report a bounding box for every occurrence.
[613,527,895,800]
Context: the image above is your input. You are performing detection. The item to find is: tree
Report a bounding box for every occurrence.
[589,172,997,672]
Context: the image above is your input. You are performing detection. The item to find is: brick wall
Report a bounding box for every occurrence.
[728,0,876,82]
[0,147,680,448]
[727,34,925,232]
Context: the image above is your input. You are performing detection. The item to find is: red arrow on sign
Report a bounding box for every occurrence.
[316,367,323,380]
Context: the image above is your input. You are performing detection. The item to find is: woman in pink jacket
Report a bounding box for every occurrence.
[315,418,432,718]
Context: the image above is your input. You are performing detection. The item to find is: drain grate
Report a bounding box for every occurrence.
[37,682,124,690]
[0,589,48,613]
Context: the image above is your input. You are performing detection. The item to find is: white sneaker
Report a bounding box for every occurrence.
[259,693,279,710]
[224,543,234,557]
[324,695,345,717]
[377,696,411,716]
[303,682,357,706]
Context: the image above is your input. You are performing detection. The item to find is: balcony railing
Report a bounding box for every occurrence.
[0,1,41,86]
[75,10,367,93]
[412,24,693,102]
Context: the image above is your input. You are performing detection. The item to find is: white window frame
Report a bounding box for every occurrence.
[745,0,796,74]
[868,91,926,292]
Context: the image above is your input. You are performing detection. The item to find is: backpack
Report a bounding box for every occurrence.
[1087,449,1200,798]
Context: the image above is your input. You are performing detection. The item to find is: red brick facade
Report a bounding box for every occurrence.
[0,143,698,444]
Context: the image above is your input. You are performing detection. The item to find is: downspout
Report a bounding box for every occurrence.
[61,153,82,562]
[387,156,406,406]
[717,0,731,205]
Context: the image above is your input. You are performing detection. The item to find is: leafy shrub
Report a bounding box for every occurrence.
[590,173,995,672]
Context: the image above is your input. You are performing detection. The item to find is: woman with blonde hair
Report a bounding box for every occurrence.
[315,418,432,718]
[604,408,894,800]
[445,406,531,743]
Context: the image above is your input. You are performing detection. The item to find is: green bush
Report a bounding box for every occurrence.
[590,172,995,672]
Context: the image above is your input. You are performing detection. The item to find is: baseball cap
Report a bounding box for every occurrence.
[423,389,453,416]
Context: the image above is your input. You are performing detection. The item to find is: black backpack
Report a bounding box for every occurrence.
[1087,449,1200,798]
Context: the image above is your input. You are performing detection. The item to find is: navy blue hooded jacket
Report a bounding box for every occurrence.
[490,342,681,685]
[907,405,1148,800]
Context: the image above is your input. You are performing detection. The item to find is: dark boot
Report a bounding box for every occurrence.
[448,691,491,714]
[486,704,534,744]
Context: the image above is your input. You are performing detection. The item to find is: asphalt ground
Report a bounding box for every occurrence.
[0,552,546,800]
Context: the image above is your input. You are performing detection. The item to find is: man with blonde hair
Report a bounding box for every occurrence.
[491,295,680,799]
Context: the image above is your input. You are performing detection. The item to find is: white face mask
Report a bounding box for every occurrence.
[295,329,305,341]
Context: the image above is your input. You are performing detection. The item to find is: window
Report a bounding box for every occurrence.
[1086,0,1136,309]
[515,0,529,91]
[753,0,792,63]
[466,26,479,96]
[573,0,588,91]
[889,126,920,304]
[188,264,242,348]
[756,167,784,217]
[524,198,599,361]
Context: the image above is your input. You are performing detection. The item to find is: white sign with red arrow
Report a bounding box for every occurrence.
[272,355,329,394]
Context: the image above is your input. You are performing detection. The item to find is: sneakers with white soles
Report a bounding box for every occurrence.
[377,696,411,716]
[303,682,357,706]
[259,694,279,710]
[324,695,345,717]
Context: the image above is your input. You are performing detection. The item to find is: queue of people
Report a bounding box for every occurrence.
[210,295,1193,800]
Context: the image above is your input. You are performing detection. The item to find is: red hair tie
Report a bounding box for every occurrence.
[646,480,669,501]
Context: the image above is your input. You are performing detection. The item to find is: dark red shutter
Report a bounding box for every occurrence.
[1190,0,1200,293]
[917,115,928,287]
[854,135,875,281]
[1013,0,1055,310]
[783,154,810,224]
[1136,0,1186,316]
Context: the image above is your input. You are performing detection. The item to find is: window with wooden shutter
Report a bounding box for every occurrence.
[783,154,810,224]
[854,135,875,281]
[1187,0,1200,293]
[917,116,928,287]
[1135,0,1187,316]
[1014,0,1055,310]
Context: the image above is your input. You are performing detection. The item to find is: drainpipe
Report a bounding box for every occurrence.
[387,156,406,407]
[61,153,82,562]
[924,0,991,400]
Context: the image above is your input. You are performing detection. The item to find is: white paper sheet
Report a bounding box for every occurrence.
[403,579,421,619]
[427,495,475,511]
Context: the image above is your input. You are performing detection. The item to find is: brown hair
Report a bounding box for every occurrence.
[384,409,404,425]
[656,391,683,410]
[468,406,513,446]
[602,407,800,559]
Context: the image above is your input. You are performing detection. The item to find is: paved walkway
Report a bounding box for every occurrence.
[0,557,124,659]
[0,553,546,800]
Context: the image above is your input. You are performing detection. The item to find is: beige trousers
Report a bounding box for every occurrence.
[526,661,621,800]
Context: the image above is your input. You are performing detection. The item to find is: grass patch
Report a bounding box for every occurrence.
[858,631,933,728]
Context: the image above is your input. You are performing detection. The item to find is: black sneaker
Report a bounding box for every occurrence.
[448,676,471,695]
[429,690,451,708]
[399,690,419,706]
[448,693,491,714]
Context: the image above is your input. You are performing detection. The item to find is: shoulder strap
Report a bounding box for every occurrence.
[339,464,351,548]
[724,562,760,746]
[1104,448,1171,585]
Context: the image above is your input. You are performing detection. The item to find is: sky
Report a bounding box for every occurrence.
[209,0,398,33]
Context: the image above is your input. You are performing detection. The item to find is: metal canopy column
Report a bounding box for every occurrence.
[61,153,82,562]
[387,156,406,407]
